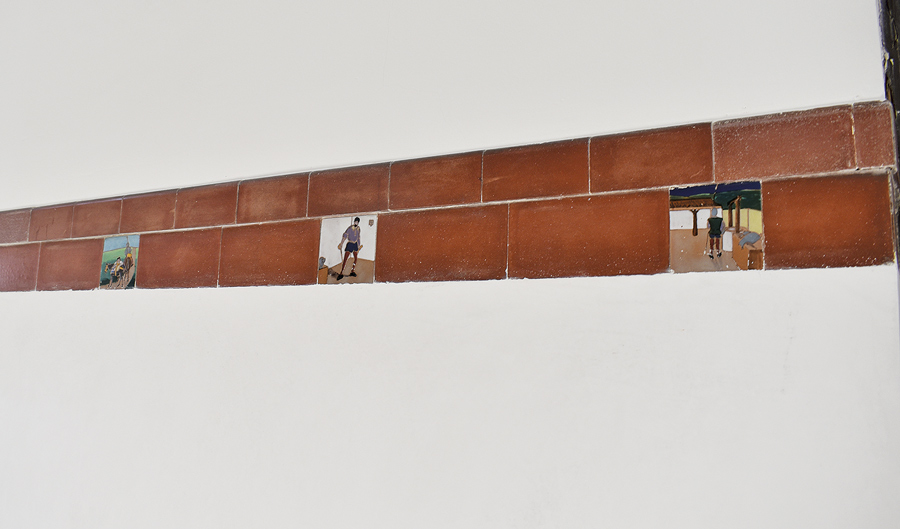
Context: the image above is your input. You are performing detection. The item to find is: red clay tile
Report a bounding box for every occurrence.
[509,191,669,279]
[0,209,31,244]
[36,239,103,291]
[29,205,73,241]
[175,183,238,229]
[714,106,855,181]
[853,102,896,168]
[390,152,482,209]
[376,205,508,282]
[236,174,309,224]
[120,191,177,233]
[219,220,320,287]
[0,244,40,291]
[763,173,894,269]
[138,229,222,289]
[591,124,713,192]
[72,199,121,238]
[308,164,389,217]
[483,139,589,201]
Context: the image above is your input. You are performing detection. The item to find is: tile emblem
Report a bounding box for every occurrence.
[318,215,377,284]
[100,235,140,289]
[669,182,764,273]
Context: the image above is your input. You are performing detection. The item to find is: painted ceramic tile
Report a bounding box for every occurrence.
[99,235,140,289]
[318,215,377,284]
[669,182,764,273]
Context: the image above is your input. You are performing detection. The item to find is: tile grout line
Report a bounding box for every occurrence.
[93,239,104,290]
[171,190,180,230]
[587,137,591,194]
[67,205,74,239]
[233,182,241,225]
[370,216,376,285]
[505,203,510,279]
[480,151,485,203]
[116,200,124,234]
[216,227,224,288]
[33,242,42,291]
[25,208,32,242]
[387,162,393,211]
[305,173,311,217]
[759,177,767,271]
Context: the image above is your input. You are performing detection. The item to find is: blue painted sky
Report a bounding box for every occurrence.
[103,234,140,253]
[670,181,761,198]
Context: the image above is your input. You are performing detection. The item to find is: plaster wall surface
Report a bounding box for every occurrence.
[1,267,899,528]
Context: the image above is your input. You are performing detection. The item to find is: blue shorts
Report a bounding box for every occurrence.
[345,242,359,253]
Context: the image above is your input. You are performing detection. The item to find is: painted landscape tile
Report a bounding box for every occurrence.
[318,215,377,284]
[99,235,139,289]
[669,182,764,273]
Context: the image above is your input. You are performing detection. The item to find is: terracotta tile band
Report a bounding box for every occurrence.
[0,102,894,290]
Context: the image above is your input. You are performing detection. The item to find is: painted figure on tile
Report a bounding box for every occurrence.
[124,241,134,266]
[337,217,363,280]
[106,257,126,288]
[707,207,723,258]
[318,215,378,284]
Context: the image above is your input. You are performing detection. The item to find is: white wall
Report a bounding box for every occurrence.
[2,267,899,528]
[1,1,898,528]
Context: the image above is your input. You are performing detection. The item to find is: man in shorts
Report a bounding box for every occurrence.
[337,217,363,280]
